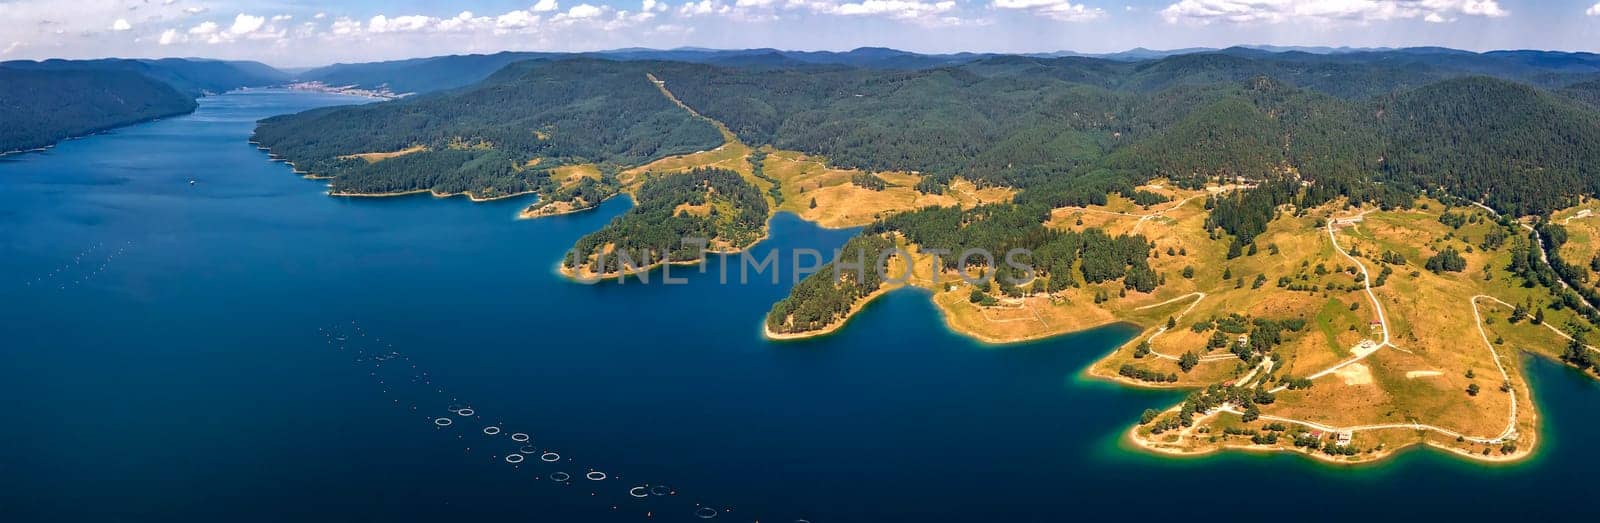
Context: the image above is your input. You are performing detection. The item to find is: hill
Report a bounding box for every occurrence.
[1380,76,1600,216]
[0,69,197,153]
[252,59,723,200]
[0,58,287,97]
[0,58,289,153]
[295,51,562,96]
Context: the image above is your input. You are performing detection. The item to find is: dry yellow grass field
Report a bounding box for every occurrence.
[763,149,1013,228]
[336,145,426,163]
[1113,198,1584,463]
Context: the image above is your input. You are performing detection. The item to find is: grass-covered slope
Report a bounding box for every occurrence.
[0,69,197,153]
[251,59,724,199]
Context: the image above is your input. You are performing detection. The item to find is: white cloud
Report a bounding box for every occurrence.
[534,0,561,12]
[438,11,490,32]
[1160,0,1508,25]
[230,14,265,35]
[566,4,604,18]
[680,0,725,15]
[158,28,184,45]
[111,18,131,31]
[184,7,207,15]
[644,0,670,11]
[827,0,956,19]
[368,14,434,33]
[497,9,541,28]
[991,0,1105,22]
[189,21,219,35]
[330,17,363,35]
[1588,2,1600,16]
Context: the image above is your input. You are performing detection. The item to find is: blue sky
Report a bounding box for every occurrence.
[3,1,1600,67]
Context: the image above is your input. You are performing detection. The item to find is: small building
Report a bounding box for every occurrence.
[1335,431,1354,446]
[1237,334,1250,346]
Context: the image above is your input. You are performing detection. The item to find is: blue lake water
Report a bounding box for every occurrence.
[2,90,1598,521]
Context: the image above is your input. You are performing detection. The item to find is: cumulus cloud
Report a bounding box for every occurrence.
[330,17,363,35]
[368,14,434,33]
[176,13,287,44]
[497,9,541,29]
[158,28,183,45]
[1589,2,1600,16]
[111,18,131,31]
[189,21,219,35]
[566,4,604,18]
[826,0,957,19]
[534,0,561,12]
[230,14,265,35]
[1160,0,1508,25]
[991,0,1105,22]
[680,0,729,15]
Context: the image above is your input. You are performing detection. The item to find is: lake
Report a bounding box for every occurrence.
[1,90,1597,521]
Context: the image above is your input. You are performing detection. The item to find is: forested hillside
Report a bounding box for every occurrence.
[293,47,984,95]
[1,58,287,153]
[1379,76,1600,215]
[265,49,1600,218]
[297,52,561,95]
[0,69,196,153]
[1,58,286,97]
[566,168,767,276]
[252,59,723,198]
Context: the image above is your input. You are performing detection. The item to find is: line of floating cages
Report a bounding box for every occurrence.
[320,320,778,521]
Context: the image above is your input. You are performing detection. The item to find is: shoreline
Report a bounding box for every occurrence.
[559,229,771,282]
[763,286,896,341]
[328,188,537,203]
[3,106,194,158]
[1120,401,1538,466]
[255,146,535,204]
[519,199,606,220]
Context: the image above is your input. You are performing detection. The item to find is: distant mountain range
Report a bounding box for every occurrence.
[9,45,1600,155]
[291,45,1600,96]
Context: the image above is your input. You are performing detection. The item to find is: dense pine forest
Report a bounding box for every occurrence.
[1,58,285,153]
[566,168,768,275]
[0,69,195,153]
[251,59,724,198]
[261,48,1600,218]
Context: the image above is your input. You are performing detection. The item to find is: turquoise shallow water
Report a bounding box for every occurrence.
[2,90,1599,522]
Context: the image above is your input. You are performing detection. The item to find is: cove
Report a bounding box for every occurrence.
[2,90,1599,522]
